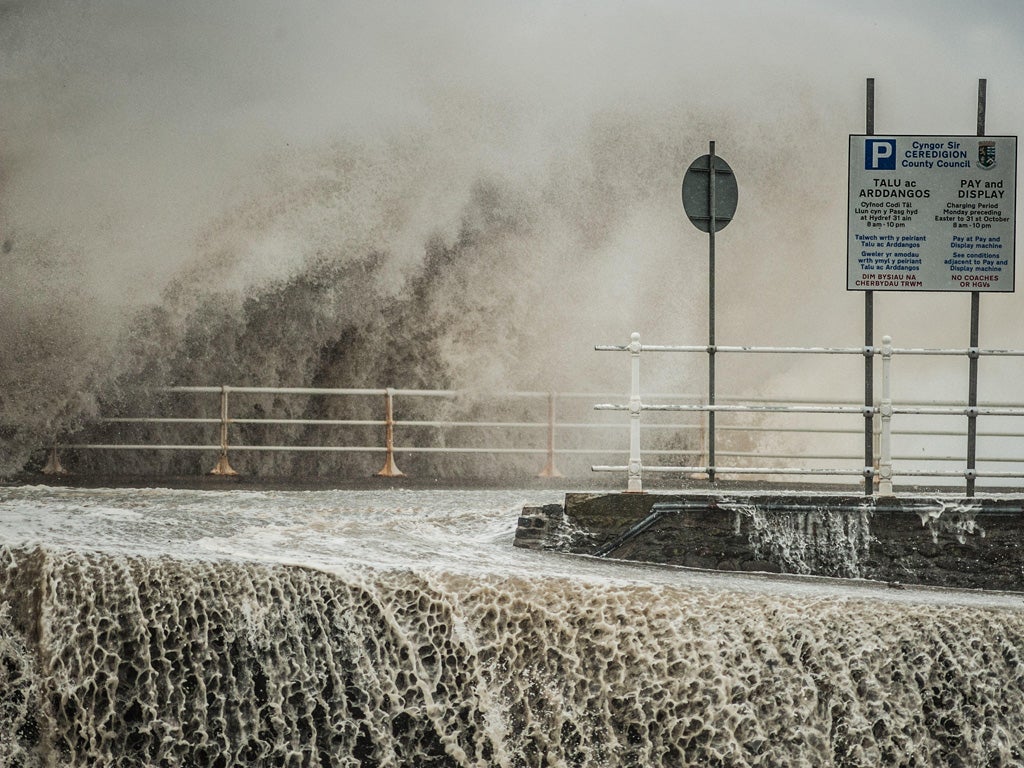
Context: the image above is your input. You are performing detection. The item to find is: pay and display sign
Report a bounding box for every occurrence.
[848,135,1017,292]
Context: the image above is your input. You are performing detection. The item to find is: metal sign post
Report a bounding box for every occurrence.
[967,78,987,496]
[864,78,875,497]
[849,78,1016,496]
[682,143,738,483]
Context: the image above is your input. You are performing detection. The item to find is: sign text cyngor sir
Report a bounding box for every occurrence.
[848,134,1017,292]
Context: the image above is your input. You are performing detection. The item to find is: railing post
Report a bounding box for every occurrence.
[690,397,707,480]
[871,403,881,489]
[878,335,894,496]
[863,341,875,496]
[377,387,405,477]
[41,443,68,475]
[210,385,238,475]
[537,391,563,478]
[627,332,643,493]
[966,337,980,498]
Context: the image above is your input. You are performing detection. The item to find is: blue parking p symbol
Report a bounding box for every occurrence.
[865,139,897,170]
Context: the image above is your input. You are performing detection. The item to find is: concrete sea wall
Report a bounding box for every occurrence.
[515,492,1024,591]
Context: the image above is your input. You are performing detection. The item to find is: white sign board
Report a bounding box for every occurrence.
[848,135,1017,292]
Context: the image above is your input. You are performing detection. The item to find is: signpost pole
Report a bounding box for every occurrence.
[707,141,717,484]
[966,78,987,497]
[682,145,736,486]
[864,77,876,496]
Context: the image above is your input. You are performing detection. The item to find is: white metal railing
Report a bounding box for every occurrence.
[593,332,1024,495]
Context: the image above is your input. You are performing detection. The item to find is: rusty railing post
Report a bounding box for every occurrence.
[41,443,68,475]
[538,391,563,478]
[377,387,405,477]
[209,385,238,475]
[627,333,643,493]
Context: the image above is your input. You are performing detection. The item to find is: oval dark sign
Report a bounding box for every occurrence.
[682,154,738,232]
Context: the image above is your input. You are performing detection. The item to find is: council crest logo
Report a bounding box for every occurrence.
[977,141,996,169]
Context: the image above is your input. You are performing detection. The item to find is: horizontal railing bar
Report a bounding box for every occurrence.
[592,464,1024,480]
[712,398,1024,409]
[893,456,1024,463]
[587,450,1024,463]
[892,348,1024,357]
[895,469,1024,478]
[237,446,550,455]
[635,451,1024,464]
[596,344,867,354]
[140,386,1024,411]
[592,465,868,477]
[96,418,1024,434]
[393,447,546,455]
[155,386,698,401]
[90,417,1021,440]
[65,444,224,451]
[596,344,1024,357]
[565,424,1024,438]
[712,346,866,355]
[718,396,1024,408]
[213,445,386,452]
[62,445,689,457]
[714,451,863,461]
[230,419,383,426]
[894,407,1024,417]
[397,420,550,429]
[158,386,389,396]
[596,403,871,415]
[156,386,560,399]
[536,449,692,457]
[55,445,849,460]
[673,466,870,476]
[553,422,694,430]
[100,418,221,424]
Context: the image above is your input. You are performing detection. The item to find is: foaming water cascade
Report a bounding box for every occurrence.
[719,500,873,578]
[2,487,1024,766]
[916,500,984,546]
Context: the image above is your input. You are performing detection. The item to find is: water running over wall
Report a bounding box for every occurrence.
[719,501,874,579]
[524,492,1024,592]
[3,540,1024,767]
